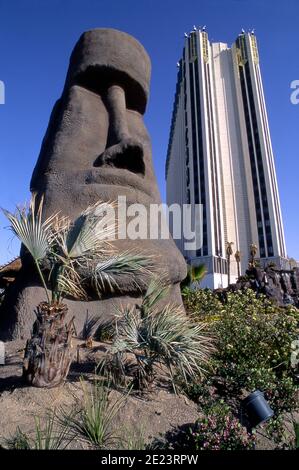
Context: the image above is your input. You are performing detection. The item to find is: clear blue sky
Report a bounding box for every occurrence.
[0,0,298,264]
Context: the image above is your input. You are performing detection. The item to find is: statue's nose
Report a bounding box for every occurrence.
[94,138,145,175]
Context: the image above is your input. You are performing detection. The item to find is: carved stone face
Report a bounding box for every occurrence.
[0,29,187,341]
[30,28,186,294]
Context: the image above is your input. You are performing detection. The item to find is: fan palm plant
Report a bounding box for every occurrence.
[2,195,150,388]
[100,279,213,391]
[181,263,207,293]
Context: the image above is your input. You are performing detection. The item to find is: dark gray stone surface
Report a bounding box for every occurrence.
[0,28,186,340]
[233,266,299,307]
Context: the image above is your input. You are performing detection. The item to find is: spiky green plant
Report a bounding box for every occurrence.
[4,410,73,450]
[5,427,31,450]
[93,252,151,296]
[100,279,213,390]
[61,379,127,449]
[2,195,60,303]
[80,312,101,341]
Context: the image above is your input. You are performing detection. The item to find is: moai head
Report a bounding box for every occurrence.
[30,29,186,299]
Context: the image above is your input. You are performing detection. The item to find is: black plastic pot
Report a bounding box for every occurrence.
[242,390,274,428]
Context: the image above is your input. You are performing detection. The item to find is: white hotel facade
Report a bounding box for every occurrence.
[166,30,287,288]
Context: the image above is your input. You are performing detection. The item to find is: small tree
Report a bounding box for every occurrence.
[226,242,234,286]
[249,243,258,267]
[3,196,149,388]
[234,250,241,279]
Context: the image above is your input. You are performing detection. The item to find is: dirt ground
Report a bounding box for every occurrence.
[0,340,200,449]
[0,340,296,450]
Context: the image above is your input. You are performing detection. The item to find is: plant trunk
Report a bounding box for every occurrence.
[237,261,240,279]
[227,255,231,286]
[23,302,75,388]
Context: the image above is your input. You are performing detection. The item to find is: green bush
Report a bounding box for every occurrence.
[188,402,256,450]
[183,288,299,415]
[183,288,224,319]
[156,401,255,450]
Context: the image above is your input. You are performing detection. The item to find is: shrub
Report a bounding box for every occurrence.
[156,401,255,450]
[182,288,299,421]
[212,291,298,408]
[99,280,213,390]
[183,288,224,319]
[262,415,297,449]
[188,402,256,450]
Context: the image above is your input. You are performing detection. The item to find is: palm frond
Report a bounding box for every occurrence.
[181,263,207,290]
[145,304,212,380]
[63,201,117,259]
[191,264,207,283]
[141,278,169,315]
[55,264,87,300]
[80,312,101,340]
[93,252,151,296]
[2,194,58,262]
[112,307,142,353]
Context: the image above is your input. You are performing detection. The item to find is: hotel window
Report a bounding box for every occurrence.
[189,33,197,60]
[186,167,190,186]
[237,35,247,64]
[250,35,259,64]
[187,189,190,204]
[202,32,209,62]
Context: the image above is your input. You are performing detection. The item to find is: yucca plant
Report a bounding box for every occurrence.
[5,410,73,450]
[100,279,213,391]
[2,195,150,388]
[60,378,127,449]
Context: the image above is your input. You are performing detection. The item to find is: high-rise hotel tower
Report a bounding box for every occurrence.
[166,29,287,288]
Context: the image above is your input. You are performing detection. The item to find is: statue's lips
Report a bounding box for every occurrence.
[84,168,157,200]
